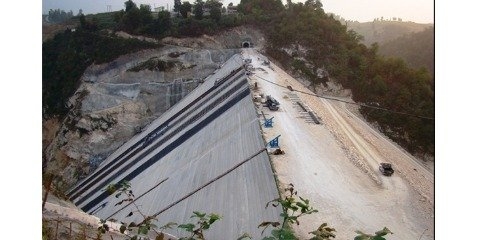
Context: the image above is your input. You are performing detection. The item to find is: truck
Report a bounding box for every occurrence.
[265,95,279,111]
[379,163,394,176]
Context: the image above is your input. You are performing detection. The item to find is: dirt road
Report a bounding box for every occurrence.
[243,48,434,239]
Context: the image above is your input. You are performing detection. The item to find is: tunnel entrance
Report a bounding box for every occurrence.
[242,42,250,48]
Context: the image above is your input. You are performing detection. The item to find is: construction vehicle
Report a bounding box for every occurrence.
[379,163,394,176]
[265,95,279,111]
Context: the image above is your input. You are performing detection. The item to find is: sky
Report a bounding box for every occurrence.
[42,0,434,24]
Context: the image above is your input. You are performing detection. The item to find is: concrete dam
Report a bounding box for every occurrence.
[66,54,281,239]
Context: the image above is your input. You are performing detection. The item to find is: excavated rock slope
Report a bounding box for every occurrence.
[44,45,241,188]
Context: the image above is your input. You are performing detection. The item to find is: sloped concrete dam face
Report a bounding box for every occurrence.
[67,54,281,239]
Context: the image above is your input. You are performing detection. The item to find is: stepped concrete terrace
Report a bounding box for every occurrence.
[67,54,281,239]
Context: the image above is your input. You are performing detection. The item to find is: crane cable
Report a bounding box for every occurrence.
[251,72,434,120]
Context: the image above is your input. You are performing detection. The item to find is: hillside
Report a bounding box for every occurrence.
[42,2,434,238]
[345,20,433,46]
[379,26,434,74]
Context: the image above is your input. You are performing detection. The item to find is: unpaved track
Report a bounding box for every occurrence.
[341,102,434,178]
[243,48,433,240]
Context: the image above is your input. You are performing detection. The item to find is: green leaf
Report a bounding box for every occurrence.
[119,225,126,234]
[208,213,221,224]
[354,236,369,240]
[261,237,276,240]
[299,196,310,205]
[178,223,195,232]
[296,202,307,208]
[192,211,206,218]
[374,227,392,236]
[105,184,117,195]
[138,225,149,235]
[258,222,280,228]
[272,228,297,240]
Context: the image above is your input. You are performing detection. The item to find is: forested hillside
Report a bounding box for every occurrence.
[43,0,434,157]
[237,0,434,156]
[379,27,434,74]
[42,18,157,118]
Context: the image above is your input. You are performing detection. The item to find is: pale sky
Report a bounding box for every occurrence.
[42,0,433,23]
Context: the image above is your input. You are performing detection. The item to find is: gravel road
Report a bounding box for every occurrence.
[243,48,434,240]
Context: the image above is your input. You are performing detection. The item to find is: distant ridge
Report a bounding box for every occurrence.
[349,21,432,46]
[328,13,433,46]
[379,27,434,74]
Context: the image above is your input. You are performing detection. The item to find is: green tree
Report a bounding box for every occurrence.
[180,1,192,18]
[174,0,182,13]
[193,0,204,20]
[125,0,137,12]
[206,0,222,22]
[48,8,74,23]
[156,10,172,35]
[139,4,153,26]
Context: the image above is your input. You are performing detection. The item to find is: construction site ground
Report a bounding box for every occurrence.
[243,48,434,240]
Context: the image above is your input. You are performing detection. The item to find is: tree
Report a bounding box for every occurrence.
[305,0,323,12]
[125,0,137,12]
[174,0,182,13]
[48,8,74,23]
[193,0,204,20]
[180,1,192,18]
[77,9,83,16]
[79,13,86,28]
[139,4,153,25]
[156,10,172,35]
[206,0,222,22]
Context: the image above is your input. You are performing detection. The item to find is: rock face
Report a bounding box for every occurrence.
[44,45,240,188]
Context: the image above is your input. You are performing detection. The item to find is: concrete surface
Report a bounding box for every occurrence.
[67,54,282,239]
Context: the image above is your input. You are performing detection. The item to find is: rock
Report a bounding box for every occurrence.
[43,43,244,187]
[272,148,285,155]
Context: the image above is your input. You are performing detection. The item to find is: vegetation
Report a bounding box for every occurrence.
[95,182,391,240]
[379,27,434,74]
[99,180,222,239]
[237,0,434,156]
[42,17,158,118]
[342,19,433,46]
[47,9,74,23]
[354,228,393,240]
[127,57,177,72]
[110,0,244,38]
